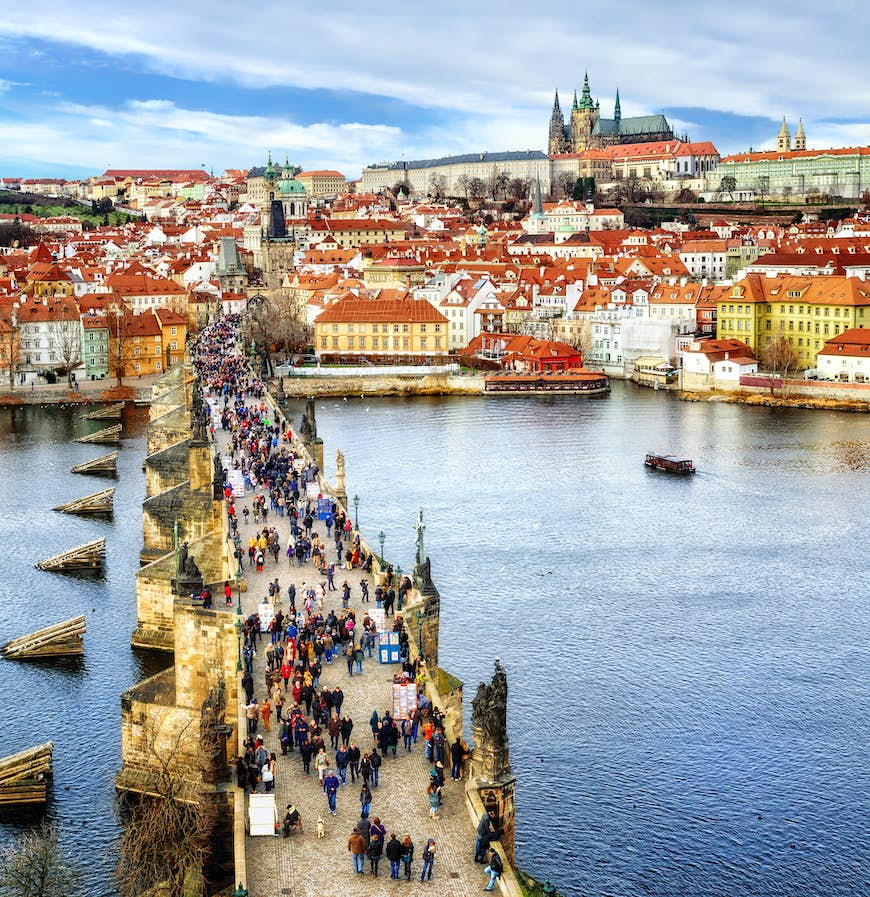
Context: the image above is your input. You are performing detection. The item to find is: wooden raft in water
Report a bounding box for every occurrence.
[75,424,122,445]
[53,487,115,516]
[83,401,125,421]
[0,742,53,806]
[2,615,86,659]
[36,537,106,572]
[71,451,118,476]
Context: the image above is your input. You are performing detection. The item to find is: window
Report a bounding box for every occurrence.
[421,324,427,333]
[134,363,140,372]
[320,338,327,349]
[392,338,399,349]
[435,323,441,332]
[156,362,162,370]
[402,337,409,349]
[420,338,427,349]
[170,326,177,336]
[372,337,379,350]
[359,324,366,333]
[332,337,339,349]
[402,324,409,333]
[359,337,366,350]
[134,336,140,344]
[435,337,442,348]
[134,347,140,357]
[393,324,400,333]
[347,323,354,333]
[347,337,354,349]
[171,340,177,350]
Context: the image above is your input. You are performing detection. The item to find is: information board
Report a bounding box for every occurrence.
[306,482,321,500]
[391,682,418,720]
[257,601,275,632]
[370,608,386,632]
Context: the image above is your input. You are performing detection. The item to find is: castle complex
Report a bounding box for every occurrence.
[548,72,678,154]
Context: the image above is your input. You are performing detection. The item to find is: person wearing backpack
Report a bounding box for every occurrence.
[484,847,504,891]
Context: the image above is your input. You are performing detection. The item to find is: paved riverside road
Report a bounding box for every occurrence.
[210,410,482,897]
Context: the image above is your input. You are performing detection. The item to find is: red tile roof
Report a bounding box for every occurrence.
[315,297,447,324]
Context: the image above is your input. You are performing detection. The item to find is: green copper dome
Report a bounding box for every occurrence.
[278,177,306,195]
[264,152,277,182]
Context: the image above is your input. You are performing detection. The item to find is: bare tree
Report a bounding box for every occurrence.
[0,306,20,388]
[717,175,737,202]
[761,335,800,386]
[115,711,222,897]
[0,823,81,897]
[468,177,486,200]
[109,312,136,386]
[456,175,472,199]
[247,292,310,376]
[494,170,511,199]
[47,316,82,386]
[555,172,575,198]
[428,173,447,200]
[508,177,531,200]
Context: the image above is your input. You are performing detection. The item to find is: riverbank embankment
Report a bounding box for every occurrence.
[679,390,870,413]
[0,383,151,407]
[279,371,486,397]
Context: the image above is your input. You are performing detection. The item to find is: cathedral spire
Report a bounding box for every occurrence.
[552,89,562,115]
[572,89,579,111]
[614,87,621,124]
[795,117,806,151]
[580,71,593,109]
[533,177,544,216]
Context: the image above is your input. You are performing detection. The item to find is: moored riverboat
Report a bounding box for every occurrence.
[484,369,610,395]
[644,453,696,474]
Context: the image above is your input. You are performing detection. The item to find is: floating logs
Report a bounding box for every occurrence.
[71,451,118,477]
[0,742,53,806]
[53,487,115,516]
[83,401,125,421]
[36,537,106,573]
[75,424,122,445]
[2,616,86,659]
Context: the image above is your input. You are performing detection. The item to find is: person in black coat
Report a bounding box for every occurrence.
[385,834,404,879]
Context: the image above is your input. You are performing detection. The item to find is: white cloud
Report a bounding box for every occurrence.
[1,2,870,173]
[2,1,870,122]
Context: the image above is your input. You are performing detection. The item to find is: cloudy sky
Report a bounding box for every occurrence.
[1,1,868,179]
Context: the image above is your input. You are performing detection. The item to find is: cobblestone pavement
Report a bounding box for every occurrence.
[210,410,483,897]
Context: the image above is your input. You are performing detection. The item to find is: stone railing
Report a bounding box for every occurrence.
[278,363,460,377]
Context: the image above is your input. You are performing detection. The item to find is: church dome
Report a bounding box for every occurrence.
[264,153,277,182]
[278,177,306,195]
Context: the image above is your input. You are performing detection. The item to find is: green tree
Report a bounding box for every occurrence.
[0,823,81,897]
[718,175,737,201]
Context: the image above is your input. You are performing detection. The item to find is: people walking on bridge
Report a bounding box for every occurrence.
[386,834,404,879]
[401,835,414,880]
[359,781,372,817]
[348,830,367,874]
[323,768,340,815]
[420,838,436,882]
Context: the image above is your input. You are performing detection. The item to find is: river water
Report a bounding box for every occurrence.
[0,403,167,893]
[306,383,869,897]
[0,386,867,897]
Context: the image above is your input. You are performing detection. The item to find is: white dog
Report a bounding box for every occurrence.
[317,816,325,839]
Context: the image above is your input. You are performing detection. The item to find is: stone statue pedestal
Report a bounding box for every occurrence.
[172,572,204,598]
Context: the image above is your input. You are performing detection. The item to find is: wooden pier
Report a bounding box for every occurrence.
[83,402,125,421]
[71,451,118,476]
[36,537,106,573]
[2,616,86,659]
[75,424,122,445]
[0,742,53,806]
[53,487,115,516]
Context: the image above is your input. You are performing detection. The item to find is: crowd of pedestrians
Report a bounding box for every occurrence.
[192,318,506,889]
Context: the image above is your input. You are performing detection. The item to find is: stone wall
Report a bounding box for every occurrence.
[279,372,486,397]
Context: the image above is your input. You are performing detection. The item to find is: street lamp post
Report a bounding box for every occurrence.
[378,530,385,566]
[396,564,402,612]
[235,614,243,672]
[353,494,360,531]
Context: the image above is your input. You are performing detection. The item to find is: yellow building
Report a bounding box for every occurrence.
[716,274,870,368]
[314,296,449,364]
[295,170,346,197]
[155,307,187,367]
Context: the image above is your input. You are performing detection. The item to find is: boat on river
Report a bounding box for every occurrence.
[644,453,696,474]
[484,369,610,395]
